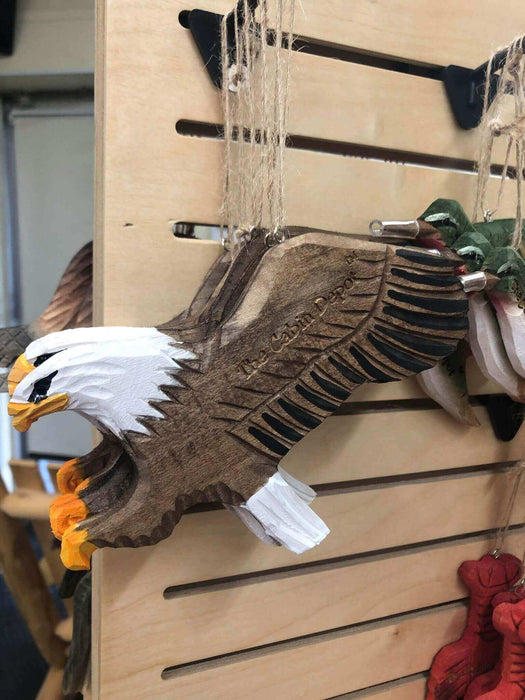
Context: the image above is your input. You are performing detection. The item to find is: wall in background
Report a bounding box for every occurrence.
[6,98,94,457]
[0,0,94,90]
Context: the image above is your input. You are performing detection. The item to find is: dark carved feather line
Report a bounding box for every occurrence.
[350,347,399,383]
[307,332,343,340]
[310,370,350,400]
[277,398,321,429]
[391,268,459,287]
[384,305,470,331]
[373,324,456,357]
[293,345,326,353]
[328,355,366,384]
[261,412,304,442]
[233,385,269,396]
[368,333,433,373]
[387,289,469,314]
[296,383,338,411]
[395,248,457,268]
[248,427,289,456]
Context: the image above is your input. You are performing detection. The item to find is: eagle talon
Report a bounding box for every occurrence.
[57,458,84,494]
[61,525,96,571]
[50,492,90,541]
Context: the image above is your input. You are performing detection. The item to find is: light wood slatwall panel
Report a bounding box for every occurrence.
[282,1,524,68]
[281,408,524,481]
[100,471,525,588]
[94,1,525,698]
[340,675,428,699]
[102,604,468,698]
[101,532,524,673]
[96,0,520,330]
[178,47,510,163]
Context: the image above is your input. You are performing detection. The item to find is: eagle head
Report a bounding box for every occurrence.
[7,326,195,436]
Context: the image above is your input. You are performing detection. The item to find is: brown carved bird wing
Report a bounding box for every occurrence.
[0,242,92,392]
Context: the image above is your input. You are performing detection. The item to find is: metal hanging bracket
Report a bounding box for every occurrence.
[442,36,525,130]
[183,0,260,89]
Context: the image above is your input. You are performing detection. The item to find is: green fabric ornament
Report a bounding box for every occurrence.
[420,199,525,300]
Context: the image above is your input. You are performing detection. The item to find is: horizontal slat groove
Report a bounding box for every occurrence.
[155,139,519,237]
[176,460,519,517]
[102,531,523,679]
[100,470,525,593]
[176,119,488,175]
[163,526,524,599]
[282,406,525,484]
[179,16,444,76]
[332,672,428,699]
[336,394,494,415]
[161,600,467,680]
[313,461,518,494]
[101,602,467,697]
[292,36,442,76]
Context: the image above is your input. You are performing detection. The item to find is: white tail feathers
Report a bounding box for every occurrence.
[225,504,281,546]
[240,470,330,554]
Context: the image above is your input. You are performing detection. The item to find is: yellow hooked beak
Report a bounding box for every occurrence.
[7,353,69,432]
[8,354,34,397]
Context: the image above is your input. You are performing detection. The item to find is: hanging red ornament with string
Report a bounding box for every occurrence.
[465,587,525,699]
[475,597,525,699]
[426,553,521,700]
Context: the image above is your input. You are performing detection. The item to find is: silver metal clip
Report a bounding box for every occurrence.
[512,576,525,591]
[459,271,487,293]
[265,227,289,248]
[369,220,420,239]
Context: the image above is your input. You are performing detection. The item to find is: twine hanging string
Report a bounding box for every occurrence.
[220,0,296,252]
[492,456,525,556]
[474,42,525,561]
[514,545,525,590]
[474,36,525,251]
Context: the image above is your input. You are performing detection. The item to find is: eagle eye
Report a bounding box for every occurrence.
[34,353,57,368]
[29,371,58,404]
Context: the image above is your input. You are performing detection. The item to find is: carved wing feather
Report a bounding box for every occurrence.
[223,244,468,460]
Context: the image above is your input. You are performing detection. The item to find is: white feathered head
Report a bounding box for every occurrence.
[8,327,195,436]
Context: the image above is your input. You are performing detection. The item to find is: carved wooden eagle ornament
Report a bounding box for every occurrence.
[7,231,470,569]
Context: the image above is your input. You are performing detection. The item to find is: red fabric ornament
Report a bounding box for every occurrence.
[426,553,521,700]
[476,598,525,699]
[465,588,525,699]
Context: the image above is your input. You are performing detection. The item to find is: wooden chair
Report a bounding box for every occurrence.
[0,461,71,698]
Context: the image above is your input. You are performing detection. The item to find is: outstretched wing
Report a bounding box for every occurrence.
[204,236,469,461]
[0,242,93,393]
[36,241,93,336]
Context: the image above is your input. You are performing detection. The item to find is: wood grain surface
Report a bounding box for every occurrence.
[93,0,525,697]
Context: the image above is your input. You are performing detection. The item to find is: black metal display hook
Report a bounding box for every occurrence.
[442,35,525,130]
[183,0,260,89]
